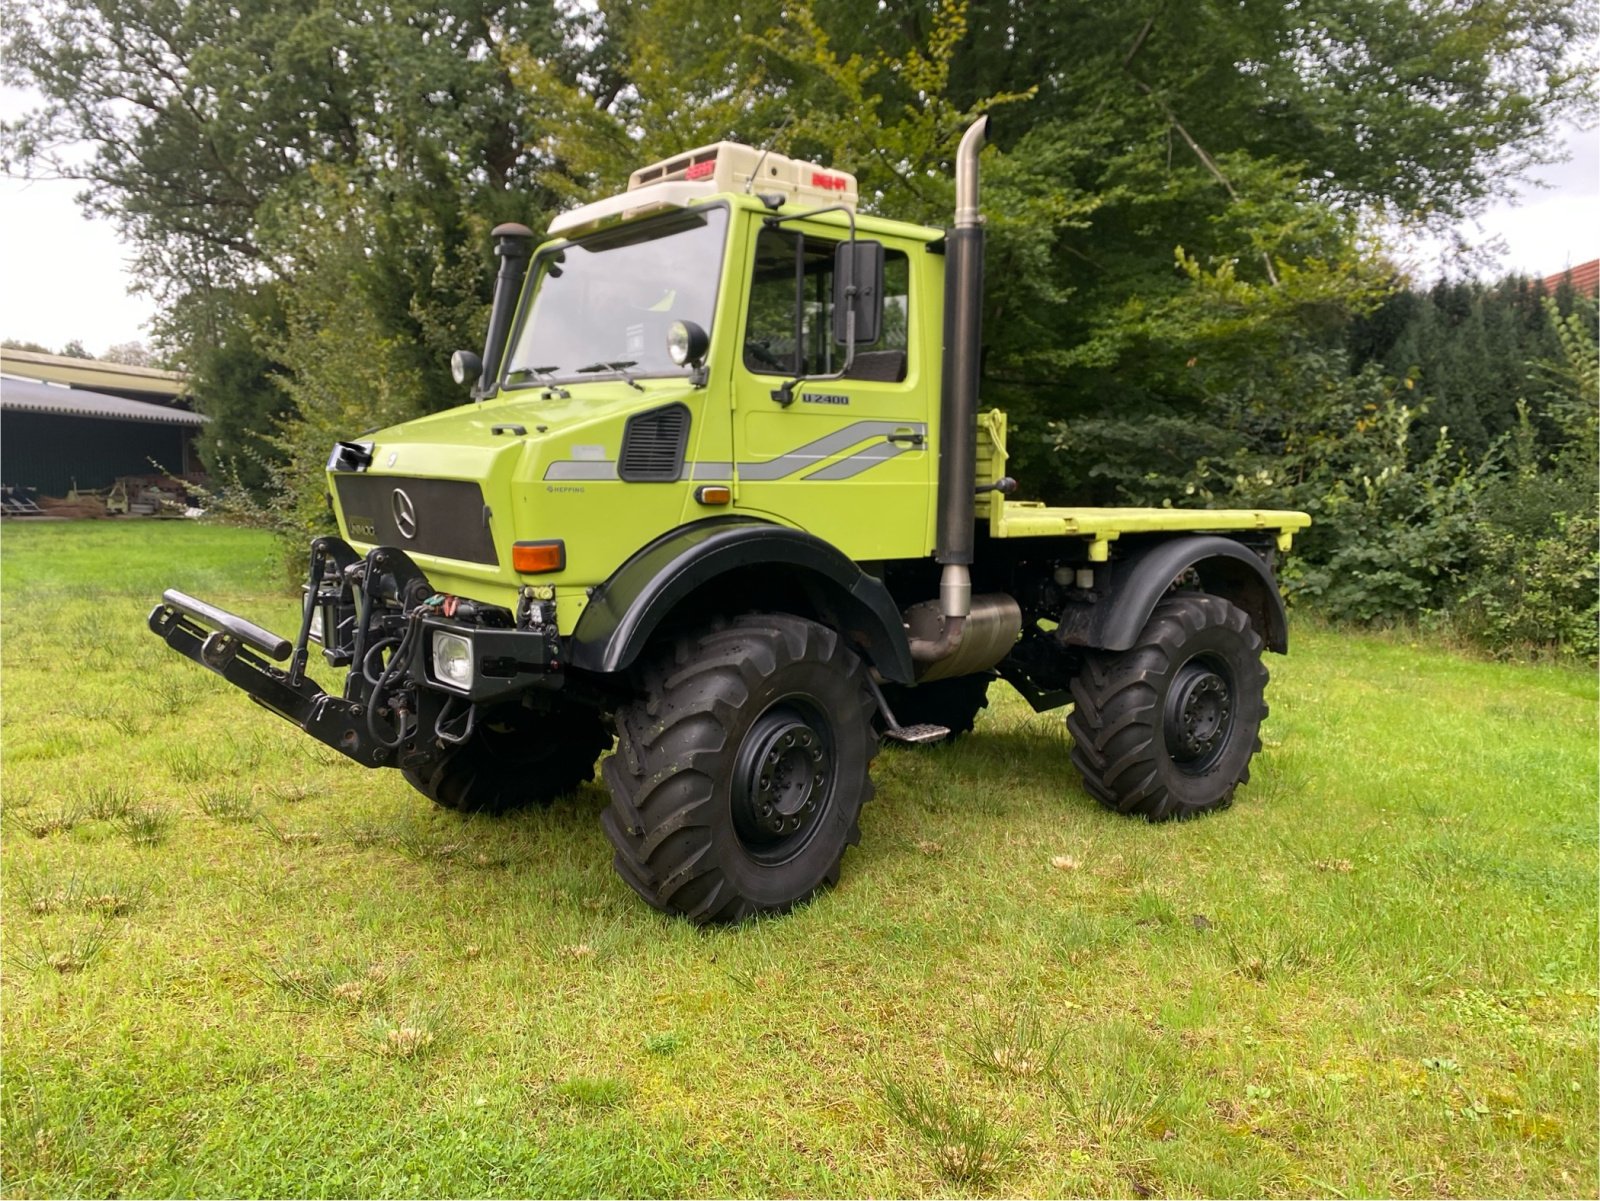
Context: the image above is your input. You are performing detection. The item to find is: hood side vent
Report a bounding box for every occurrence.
[619,403,691,482]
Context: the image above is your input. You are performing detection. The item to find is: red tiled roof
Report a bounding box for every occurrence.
[1542,259,1599,295]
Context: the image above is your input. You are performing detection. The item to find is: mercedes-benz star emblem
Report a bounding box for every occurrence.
[391,488,417,539]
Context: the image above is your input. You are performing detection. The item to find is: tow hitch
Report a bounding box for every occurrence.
[147,536,563,769]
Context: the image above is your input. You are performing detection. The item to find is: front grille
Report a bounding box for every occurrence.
[333,476,497,565]
[619,403,691,482]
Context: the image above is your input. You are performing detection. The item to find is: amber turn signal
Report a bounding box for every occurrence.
[511,540,566,573]
[694,485,732,505]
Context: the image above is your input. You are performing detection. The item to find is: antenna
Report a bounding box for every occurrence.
[745,110,795,193]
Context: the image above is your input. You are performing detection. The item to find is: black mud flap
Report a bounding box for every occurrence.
[148,593,398,768]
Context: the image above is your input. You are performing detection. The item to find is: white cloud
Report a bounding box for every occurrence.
[1390,120,1600,281]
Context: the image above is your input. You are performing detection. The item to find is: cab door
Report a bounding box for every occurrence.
[727,221,932,561]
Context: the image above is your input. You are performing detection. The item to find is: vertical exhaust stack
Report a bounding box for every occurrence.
[938,116,987,577]
[911,116,988,669]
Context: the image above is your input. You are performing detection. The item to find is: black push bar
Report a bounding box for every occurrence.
[161,589,293,662]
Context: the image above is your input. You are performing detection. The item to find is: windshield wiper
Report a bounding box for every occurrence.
[505,365,571,399]
[574,360,645,392]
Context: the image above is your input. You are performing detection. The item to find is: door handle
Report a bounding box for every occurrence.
[886,431,925,446]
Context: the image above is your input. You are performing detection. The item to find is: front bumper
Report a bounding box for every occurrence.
[147,537,563,769]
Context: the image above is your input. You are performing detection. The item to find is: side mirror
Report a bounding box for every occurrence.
[833,239,884,347]
[450,349,482,388]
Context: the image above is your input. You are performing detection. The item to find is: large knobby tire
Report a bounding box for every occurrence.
[1067,592,1267,821]
[599,614,877,924]
[878,672,993,741]
[402,702,612,815]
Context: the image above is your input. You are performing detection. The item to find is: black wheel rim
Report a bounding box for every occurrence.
[731,699,835,862]
[1163,654,1235,774]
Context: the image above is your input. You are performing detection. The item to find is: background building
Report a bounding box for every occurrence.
[0,349,206,497]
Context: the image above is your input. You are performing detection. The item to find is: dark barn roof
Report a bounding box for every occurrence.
[1,376,207,427]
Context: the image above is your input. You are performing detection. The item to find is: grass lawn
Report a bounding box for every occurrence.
[2,520,1595,1198]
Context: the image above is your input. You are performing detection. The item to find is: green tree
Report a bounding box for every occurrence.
[577,0,1592,501]
[2,0,593,480]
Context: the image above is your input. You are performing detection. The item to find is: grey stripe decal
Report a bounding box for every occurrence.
[802,440,911,480]
[736,420,922,480]
[544,461,619,480]
[543,420,926,482]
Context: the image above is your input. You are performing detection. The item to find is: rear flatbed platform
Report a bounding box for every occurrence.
[975,408,1310,558]
[991,501,1311,558]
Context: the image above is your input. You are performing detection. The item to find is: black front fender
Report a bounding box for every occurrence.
[568,518,916,683]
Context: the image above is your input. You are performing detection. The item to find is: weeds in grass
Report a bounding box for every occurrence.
[339,817,393,848]
[80,784,134,823]
[4,920,116,975]
[166,746,216,783]
[16,872,150,918]
[962,1009,1061,1081]
[553,1076,628,1110]
[223,730,276,772]
[150,677,197,713]
[116,806,172,847]
[254,813,322,846]
[0,1068,110,1185]
[262,782,311,805]
[1052,1050,1171,1143]
[1408,839,1496,888]
[197,788,256,823]
[881,1076,1015,1185]
[6,800,83,839]
[1128,888,1178,927]
[386,822,464,863]
[299,742,341,768]
[254,951,406,1009]
[106,712,149,738]
[1219,924,1358,982]
[643,1031,684,1056]
[365,1007,447,1061]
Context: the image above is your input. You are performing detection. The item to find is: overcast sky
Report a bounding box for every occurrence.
[1,85,1596,355]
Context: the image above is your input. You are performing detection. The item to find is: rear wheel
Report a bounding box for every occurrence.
[599,614,877,924]
[402,702,612,815]
[878,672,993,741]
[1067,592,1266,821]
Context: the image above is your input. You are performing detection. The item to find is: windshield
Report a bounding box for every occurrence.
[505,207,729,386]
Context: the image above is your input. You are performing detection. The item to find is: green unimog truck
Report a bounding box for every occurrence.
[150,119,1310,923]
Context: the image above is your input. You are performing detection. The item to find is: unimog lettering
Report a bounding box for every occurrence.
[150,121,1310,924]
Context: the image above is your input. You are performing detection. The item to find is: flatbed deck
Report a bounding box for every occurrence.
[992,501,1311,558]
[975,407,1310,559]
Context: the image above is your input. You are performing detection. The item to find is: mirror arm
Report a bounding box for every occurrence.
[765,204,860,405]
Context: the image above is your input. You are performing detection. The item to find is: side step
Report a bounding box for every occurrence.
[864,675,950,745]
[882,722,950,745]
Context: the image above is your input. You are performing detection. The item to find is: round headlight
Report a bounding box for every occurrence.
[666,320,709,368]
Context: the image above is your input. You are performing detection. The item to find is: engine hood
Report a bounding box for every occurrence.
[366,378,697,467]
[326,378,703,607]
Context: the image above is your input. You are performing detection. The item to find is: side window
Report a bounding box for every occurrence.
[743,226,909,380]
